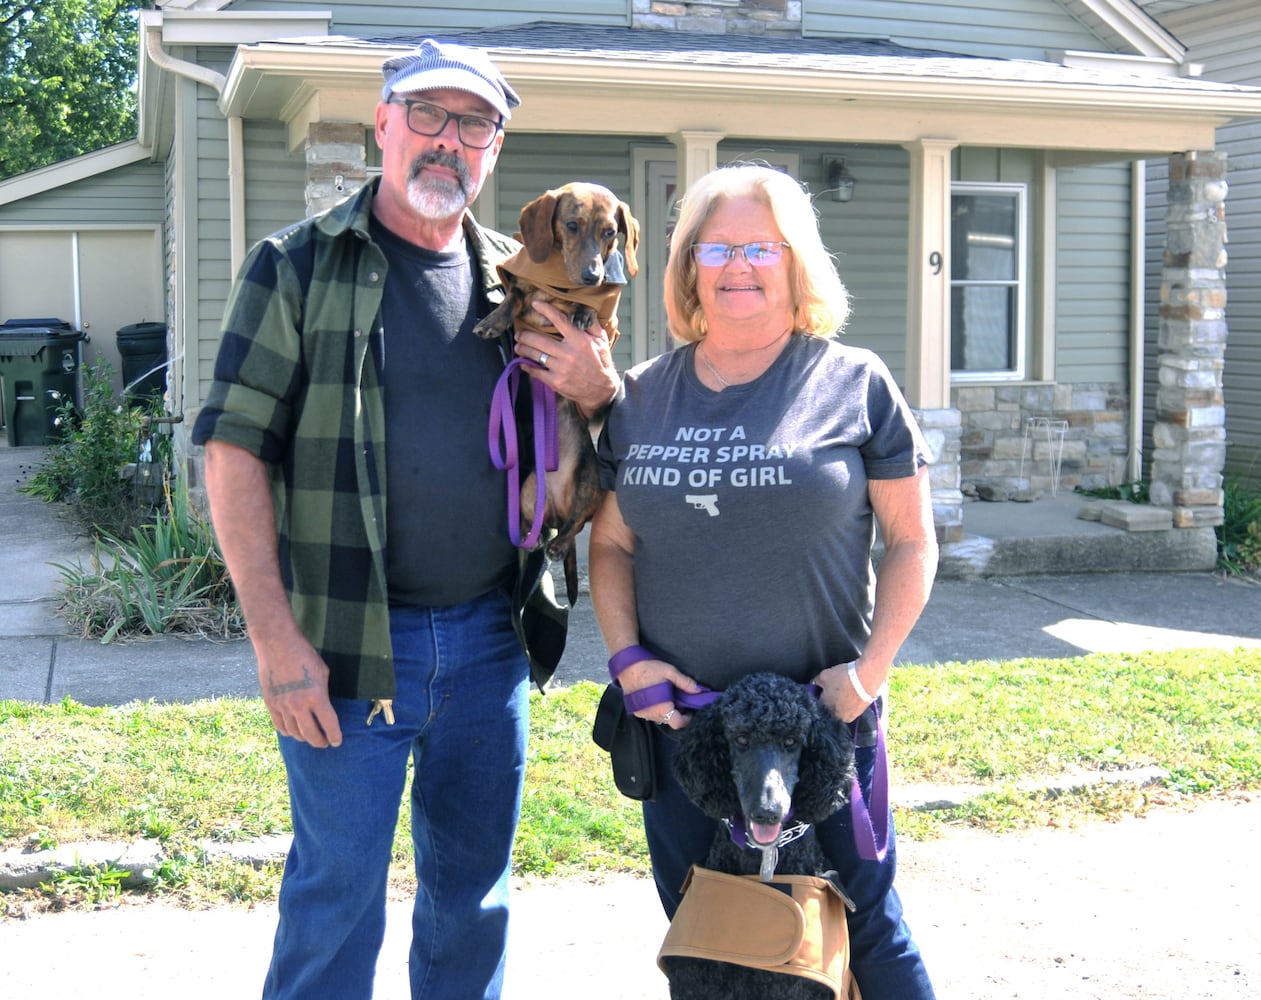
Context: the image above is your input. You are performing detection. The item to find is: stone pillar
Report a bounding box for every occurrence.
[305,122,367,218]
[633,0,802,35]
[1152,151,1228,528]
[915,407,964,543]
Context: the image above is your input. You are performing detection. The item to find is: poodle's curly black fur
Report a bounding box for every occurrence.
[664,672,858,1000]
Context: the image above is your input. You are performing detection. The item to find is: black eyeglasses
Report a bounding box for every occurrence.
[690,241,791,268]
[390,98,502,149]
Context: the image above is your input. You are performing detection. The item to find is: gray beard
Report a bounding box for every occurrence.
[406,154,473,220]
[407,177,469,220]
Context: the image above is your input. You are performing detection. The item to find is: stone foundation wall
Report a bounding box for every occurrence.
[954,383,1129,495]
[632,0,801,34]
[915,407,964,543]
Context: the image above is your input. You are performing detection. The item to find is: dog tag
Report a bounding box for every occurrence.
[759,845,778,882]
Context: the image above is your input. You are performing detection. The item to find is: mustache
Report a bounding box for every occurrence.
[407,150,472,195]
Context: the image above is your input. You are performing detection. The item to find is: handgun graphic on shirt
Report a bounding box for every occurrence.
[685,494,720,517]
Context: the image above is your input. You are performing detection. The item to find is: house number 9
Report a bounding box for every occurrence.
[929,251,943,275]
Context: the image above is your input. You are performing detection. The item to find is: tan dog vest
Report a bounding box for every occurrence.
[495,249,625,343]
[658,866,861,1000]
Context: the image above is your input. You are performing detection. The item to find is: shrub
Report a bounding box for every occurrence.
[17,360,242,639]
[1218,478,1261,577]
[54,480,244,642]
[18,361,159,538]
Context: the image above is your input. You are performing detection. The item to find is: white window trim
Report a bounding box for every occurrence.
[950,181,1028,384]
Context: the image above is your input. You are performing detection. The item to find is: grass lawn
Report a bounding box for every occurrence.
[2,646,1258,910]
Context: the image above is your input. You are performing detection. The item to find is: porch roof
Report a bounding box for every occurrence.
[215,22,1261,160]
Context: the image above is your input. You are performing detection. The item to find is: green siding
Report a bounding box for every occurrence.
[227,0,628,34]
[1056,162,1131,382]
[809,144,912,380]
[0,160,164,226]
[806,0,1104,60]
[191,58,233,405]
[1142,154,1166,482]
[242,121,307,249]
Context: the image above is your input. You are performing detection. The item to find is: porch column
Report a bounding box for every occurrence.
[670,130,723,198]
[305,122,367,218]
[903,138,955,409]
[904,138,962,542]
[1153,151,1227,529]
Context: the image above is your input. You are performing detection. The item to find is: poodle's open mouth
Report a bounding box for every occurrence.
[747,820,783,846]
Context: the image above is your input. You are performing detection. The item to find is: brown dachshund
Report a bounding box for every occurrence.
[475,182,641,603]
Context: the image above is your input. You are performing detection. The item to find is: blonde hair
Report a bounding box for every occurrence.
[663,164,849,344]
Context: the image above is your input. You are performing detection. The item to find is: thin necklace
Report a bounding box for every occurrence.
[698,341,731,388]
[698,329,791,389]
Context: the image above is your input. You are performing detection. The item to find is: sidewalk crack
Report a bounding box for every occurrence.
[44,638,57,703]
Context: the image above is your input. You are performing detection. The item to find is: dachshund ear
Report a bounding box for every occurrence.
[617,201,641,277]
[792,714,855,824]
[519,191,559,263]
[673,707,740,820]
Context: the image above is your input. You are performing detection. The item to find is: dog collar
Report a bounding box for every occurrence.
[723,814,812,852]
[724,815,812,882]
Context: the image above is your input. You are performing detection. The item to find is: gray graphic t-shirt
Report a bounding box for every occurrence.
[597,334,926,689]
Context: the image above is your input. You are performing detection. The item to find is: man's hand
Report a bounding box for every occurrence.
[256,632,343,748]
[203,441,343,749]
[513,299,619,418]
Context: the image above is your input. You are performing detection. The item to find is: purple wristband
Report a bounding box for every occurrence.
[608,644,657,684]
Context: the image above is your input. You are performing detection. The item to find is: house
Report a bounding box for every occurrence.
[0,141,165,398]
[1136,0,1261,493]
[1,0,1259,549]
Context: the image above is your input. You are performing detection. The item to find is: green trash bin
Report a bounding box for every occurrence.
[0,318,85,446]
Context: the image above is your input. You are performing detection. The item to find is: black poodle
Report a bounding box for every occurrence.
[660,672,859,1000]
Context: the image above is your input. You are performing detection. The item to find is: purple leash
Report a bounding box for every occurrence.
[488,357,558,550]
[608,646,889,862]
[849,707,889,863]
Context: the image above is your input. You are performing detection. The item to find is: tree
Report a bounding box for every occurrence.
[0,1,153,180]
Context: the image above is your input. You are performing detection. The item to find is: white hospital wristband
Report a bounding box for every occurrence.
[847,662,876,704]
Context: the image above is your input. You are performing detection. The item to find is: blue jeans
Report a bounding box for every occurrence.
[643,701,936,999]
[263,590,530,1000]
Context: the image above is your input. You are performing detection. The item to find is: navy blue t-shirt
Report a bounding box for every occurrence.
[373,218,517,607]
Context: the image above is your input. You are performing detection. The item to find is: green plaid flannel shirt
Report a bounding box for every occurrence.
[193,180,568,700]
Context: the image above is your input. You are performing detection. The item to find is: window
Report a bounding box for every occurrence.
[950,184,1026,380]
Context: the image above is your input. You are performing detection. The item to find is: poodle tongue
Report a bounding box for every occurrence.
[749,821,782,846]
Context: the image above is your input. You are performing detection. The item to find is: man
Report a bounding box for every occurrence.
[192,39,618,999]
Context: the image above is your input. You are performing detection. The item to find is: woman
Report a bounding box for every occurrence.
[588,163,939,997]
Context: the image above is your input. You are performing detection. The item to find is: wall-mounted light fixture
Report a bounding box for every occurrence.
[823,156,856,203]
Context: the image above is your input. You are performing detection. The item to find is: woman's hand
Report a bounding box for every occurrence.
[620,658,703,730]
[814,660,882,724]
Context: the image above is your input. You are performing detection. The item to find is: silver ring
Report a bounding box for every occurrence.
[662,709,676,724]
[538,351,549,366]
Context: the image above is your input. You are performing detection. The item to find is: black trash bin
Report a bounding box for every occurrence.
[0,318,85,446]
[116,321,168,405]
